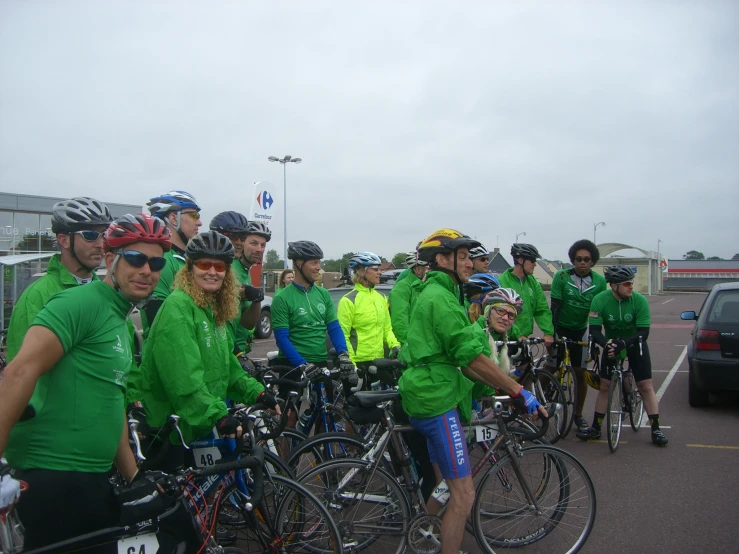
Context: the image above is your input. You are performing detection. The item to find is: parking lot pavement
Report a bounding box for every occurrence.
[250,292,739,553]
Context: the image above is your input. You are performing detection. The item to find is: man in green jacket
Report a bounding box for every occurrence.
[398,228,545,554]
[497,243,554,347]
[388,251,427,344]
[6,197,114,361]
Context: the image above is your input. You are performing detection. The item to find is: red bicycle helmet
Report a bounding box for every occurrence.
[104,213,172,252]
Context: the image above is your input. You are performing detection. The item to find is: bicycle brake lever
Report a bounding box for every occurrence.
[169,415,189,450]
[128,418,146,461]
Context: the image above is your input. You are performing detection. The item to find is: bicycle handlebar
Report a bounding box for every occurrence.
[492,395,550,442]
[370,358,408,371]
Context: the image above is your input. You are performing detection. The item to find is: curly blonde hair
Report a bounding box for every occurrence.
[174,260,239,326]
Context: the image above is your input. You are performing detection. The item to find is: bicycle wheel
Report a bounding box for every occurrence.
[286,432,369,477]
[625,372,644,432]
[558,365,577,438]
[473,445,596,554]
[530,369,567,445]
[216,474,344,553]
[298,459,411,554]
[606,376,623,453]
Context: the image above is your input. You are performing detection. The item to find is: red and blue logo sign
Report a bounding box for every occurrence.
[256,190,274,210]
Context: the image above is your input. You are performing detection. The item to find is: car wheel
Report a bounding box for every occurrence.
[254,308,272,339]
[688,365,709,407]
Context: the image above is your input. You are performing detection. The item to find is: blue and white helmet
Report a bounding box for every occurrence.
[463,272,501,299]
[147,190,201,216]
[349,251,382,269]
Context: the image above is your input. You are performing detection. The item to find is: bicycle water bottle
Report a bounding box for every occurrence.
[431,480,450,505]
[299,408,312,429]
[510,367,523,378]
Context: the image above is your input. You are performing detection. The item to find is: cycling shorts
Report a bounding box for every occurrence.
[555,326,588,367]
[599,341,652,382]
[409,408,471,480]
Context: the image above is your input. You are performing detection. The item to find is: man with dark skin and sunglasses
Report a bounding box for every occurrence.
[140,190,202,337]
[5,197,114,361]
[0,214,171,550]
[549,239,607,432]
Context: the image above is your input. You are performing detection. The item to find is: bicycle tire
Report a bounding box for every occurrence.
[607,375,623,453]
[558,364,577,438]
[216,474,344,553]
[286,432,369,477]
[625,372,644,432]
[297,459,411,554]
[473,445,596,554]
[530,369,568,445]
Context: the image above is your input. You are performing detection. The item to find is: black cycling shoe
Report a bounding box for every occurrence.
[576,427,601,441]
[574,416,589,432]
[651,429,668,446]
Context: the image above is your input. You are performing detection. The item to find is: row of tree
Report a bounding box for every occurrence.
[683,251,739,261]
[262,249,409,271]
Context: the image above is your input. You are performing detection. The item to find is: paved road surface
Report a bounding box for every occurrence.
[250,292,739,553]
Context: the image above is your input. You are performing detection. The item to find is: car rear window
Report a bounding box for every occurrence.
[707,291,739,324]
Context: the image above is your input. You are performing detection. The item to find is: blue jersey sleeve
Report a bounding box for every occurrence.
[327,319,349,355]
[274,328,307,367]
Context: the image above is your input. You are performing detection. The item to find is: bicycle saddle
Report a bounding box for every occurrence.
[354,390,400,408]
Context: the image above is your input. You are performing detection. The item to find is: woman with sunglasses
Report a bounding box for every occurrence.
[139,231,274,468]
[5,197,114,361]
[550,239,606,432]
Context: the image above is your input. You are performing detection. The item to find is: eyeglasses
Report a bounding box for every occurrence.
[492,306,518,320]
[619,281,634,287]
[224,233,247,241]
[574,256,592,263]
[181,211,201,221]
[74,230,104,242]
[365,266,381,272]
[120,250,166,272]
[193,259,228,272]
[477,257,490,262]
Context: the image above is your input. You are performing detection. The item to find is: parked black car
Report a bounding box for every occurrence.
[681,282,739,406]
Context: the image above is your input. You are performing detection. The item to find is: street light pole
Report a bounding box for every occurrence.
[515,231,527,243]
[268,155,302,269]
[594,221,606,244]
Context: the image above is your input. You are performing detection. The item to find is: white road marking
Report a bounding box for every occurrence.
[661,297,675,304]
[638,345,688,427]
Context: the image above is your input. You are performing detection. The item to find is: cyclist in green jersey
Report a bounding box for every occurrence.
[398,228,545,554]
[338,252,400,381]
[0,213,171,549]
[274,268,295,296]
[469,243,493,274]
[209,213,266,358]
[550,239,607,432]
[140,231,276,468]
[388,250,428,344]
[6,197,114,361]
[577,266,668,446]
[141,190,202,336]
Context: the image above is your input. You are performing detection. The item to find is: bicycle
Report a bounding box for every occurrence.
[297,390,596,554]
[597,340,645,453]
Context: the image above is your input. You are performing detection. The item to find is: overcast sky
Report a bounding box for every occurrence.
[1,1,738,262]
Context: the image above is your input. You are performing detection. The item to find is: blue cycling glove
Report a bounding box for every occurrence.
[511,387,542,415]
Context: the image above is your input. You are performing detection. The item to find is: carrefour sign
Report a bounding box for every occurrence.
[250,181,277,223]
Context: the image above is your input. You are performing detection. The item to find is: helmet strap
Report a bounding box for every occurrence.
[67,233,98,275]
[295,260,315,286]
[357,267,374,289]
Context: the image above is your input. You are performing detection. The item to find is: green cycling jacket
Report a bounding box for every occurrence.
[6,254,98,362]
[398,271,488,419]
[497,268,554,338]
[140,248,186,338]
[338,283,400,363]
[140,289,264,444]
[388,270,423,345]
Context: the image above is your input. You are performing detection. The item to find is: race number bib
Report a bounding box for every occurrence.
[117,533,159,554]
[474,424,499,442]
[193,446,222,468]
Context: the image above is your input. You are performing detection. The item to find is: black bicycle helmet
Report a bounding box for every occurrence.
[604,266,636,284]
[246,221,272,242]
[51,197,114,233]
[186,231,235,263]
[209,211,249,234]
[510,243,541,261]
[287,241,324,261]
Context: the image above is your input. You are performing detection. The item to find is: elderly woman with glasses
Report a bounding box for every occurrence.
[139,231,276,468]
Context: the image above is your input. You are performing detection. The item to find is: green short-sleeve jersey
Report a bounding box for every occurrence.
[398,272,487,419]
[588,290,650,340]
[271,283,337,363]
[5,281,133,472]
[141,248,185,336]
[6,254,98,362]
[551,269,607,330]
[227,259,253,354]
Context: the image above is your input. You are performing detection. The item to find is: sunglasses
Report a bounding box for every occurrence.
[120,250,166,272]
[74,230,104,242]
[193,259,228,272]
[224,232,247,241]
[619,281,634,287]
[574,256,592,263]
[492,306,518,320]
[181,211,201,221]
[477,257,490,262]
